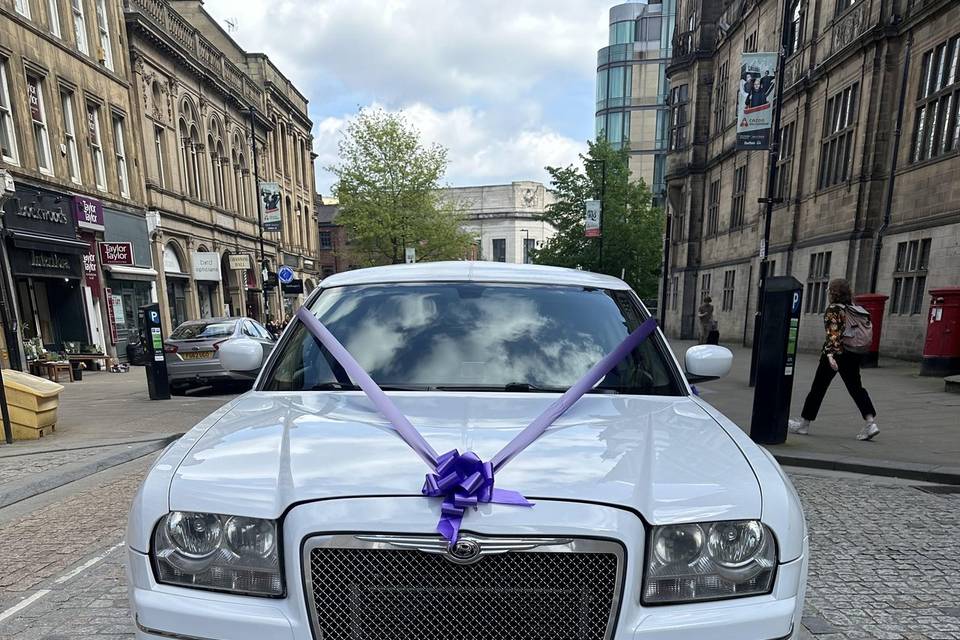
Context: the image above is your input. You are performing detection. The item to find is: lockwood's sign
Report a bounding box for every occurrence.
[4,186,77,238]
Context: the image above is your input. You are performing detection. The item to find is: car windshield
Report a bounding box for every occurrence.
[263,283,682,396]
[169,321,236,340]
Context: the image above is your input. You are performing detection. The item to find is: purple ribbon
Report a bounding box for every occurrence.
[295,306,658,542]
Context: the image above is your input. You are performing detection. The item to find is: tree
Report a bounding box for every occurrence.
[329,109,473,265]
[533,139,664,298]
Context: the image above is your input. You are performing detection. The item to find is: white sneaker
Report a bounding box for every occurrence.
[857,421,879,441]
[788,417,810,435]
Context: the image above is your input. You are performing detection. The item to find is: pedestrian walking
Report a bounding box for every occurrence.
[697,296,714,344]
[789,278,879,441]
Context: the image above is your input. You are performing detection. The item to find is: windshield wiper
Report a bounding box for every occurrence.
[433,382,609,393]
[309,382,431,391]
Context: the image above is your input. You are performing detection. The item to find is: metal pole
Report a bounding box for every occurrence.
[660,214,672,327]
[749,0,791,387]
[599,159,606,273]
[248,106,269,322]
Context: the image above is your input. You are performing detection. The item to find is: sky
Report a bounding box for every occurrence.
[202,0,613,196]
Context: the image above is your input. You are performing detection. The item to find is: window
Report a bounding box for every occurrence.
[27,77,53,175]
[669,84,689,150]
[706,179,720,235]
[523,237,536,264]
[60,90,81,183]
[767,259,777,278]
[818,83,859,189]
[890,239,931,315]
[153,125,166,187]
[15,0,31,18]
[94,0,113,70]
[0,60,19,164]
[774,121,796,202]
[911,35,960,163]
[786,0,803,57]
[722,270,736,311]
[670,276,679,311]
[731,165,747,229]
[492,238,507,263]
[713,62,729,134]
[700,273,711,303]
[71,0,89,55]
[320,231,333,250]
[744,31,758,53]
[836,0,858,13]
[48,0,62,36]
[295,135,302,185]
[805,251,832,313]
[264,283,681,396]
[87,103,106,190]
[112,115,129,197]
[610,20,634,45]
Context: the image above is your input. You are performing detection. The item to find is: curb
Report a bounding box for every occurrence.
[772,451,960,485]
[0,435,182,510]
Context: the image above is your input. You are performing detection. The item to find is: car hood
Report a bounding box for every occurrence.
[170,392,761,524]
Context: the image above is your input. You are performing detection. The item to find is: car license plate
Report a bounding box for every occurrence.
[181,351,213,360]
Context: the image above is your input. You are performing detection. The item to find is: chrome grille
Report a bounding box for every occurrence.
[303,535,623,640]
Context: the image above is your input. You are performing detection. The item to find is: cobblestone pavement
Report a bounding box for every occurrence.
[0,467,958,639]
[0,445,134,487]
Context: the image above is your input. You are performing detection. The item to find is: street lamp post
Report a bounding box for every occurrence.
[247,105,270,322]
[585,158,607,273]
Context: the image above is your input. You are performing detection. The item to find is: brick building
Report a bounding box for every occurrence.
[663,0,960,360]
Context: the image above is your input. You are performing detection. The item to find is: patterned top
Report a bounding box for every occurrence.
[822,303,846,356]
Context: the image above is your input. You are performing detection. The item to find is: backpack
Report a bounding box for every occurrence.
[841,305,873,353]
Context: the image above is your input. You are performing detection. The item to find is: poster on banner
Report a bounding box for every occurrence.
[736,52,778,150]
[259,182,281,232]
[584,200,601,237]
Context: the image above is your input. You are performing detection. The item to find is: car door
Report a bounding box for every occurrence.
[242,320,273,368]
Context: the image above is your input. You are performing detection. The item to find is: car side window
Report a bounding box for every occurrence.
[253,321,273,341]
[242,321,257,338]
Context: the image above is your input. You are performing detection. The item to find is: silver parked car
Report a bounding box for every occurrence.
[164,317,274,393]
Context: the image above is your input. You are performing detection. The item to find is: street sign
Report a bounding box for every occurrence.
[405,247,416,264]
[584,200,601,237]
[282,279,304,296]
[278,265,295,284]
[229,254,250,270]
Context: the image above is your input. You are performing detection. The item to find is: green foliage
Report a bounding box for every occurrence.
[329,109,473,265]
[533,139,664,297]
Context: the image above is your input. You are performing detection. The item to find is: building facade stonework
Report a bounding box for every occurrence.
[124,0,319,333]
[663,0,960,360]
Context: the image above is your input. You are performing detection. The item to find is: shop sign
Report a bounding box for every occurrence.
[5,186,76,238]
[229,254,251,270]
[282,279,304,296]
[259,182,281,232]
[73,196,104,231]
[99,241,134,265]
[192,251,221,281]
[10,247,82,279]
[105,287,118,345]
[82,234,99,289]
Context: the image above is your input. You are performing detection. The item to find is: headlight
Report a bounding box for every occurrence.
[643,520,776,605]
[152,512,283,597]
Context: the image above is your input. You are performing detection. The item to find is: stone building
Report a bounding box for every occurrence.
[123,0,319,334]
[316,196,352,277]
[0,0,148,366]
[663,0,960,360]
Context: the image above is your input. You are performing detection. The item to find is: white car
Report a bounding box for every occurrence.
[127,262,808,640]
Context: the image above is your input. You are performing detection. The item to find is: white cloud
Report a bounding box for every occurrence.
[312,103,585,194]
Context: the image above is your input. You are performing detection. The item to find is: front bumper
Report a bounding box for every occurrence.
[128,497,807,640]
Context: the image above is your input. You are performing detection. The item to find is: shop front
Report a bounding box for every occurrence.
[3,185,91,357]
[162,243,190,330]
[101,208,156,362]
[192,250,222,318]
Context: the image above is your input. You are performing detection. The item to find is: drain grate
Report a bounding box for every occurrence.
[914,485,960,495]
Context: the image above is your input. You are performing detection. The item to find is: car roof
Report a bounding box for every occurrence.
[318,261,633,291]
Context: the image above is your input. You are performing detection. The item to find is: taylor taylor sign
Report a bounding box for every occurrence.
[98,241,134,265]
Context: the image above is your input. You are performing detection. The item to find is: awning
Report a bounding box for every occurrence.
[165,271,190,279]
[7,230,89,255]
[104,264,158,282]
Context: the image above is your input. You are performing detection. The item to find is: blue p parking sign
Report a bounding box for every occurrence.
[278,265,295,284]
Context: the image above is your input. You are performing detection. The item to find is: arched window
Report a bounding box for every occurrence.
[285,195,293,244]
[303,206,312,251]
[189,125,202,199]
[163,242,184,273]
[151,82,163,114]
[280,122,289,176]
[178,119,192,196]
[208,117,225,207]
[786,0,803,57]
[179,98,204,200]
[271,116,281,177]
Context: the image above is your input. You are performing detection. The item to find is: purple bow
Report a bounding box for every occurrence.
[422,449,533,541]
[296,306,658,543]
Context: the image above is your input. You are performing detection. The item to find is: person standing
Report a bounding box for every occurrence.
[789,278,879,441]
[697,296,714,344]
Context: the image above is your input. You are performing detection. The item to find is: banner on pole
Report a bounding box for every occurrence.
[584,200,601,238]
[736,52,778,150]
[259,182,281,232]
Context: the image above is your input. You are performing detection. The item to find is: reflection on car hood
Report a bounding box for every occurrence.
[170,392,761,523]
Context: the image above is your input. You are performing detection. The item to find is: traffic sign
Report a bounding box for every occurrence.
[278,265,295,284]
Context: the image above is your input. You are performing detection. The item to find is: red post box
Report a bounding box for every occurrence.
[920,287,960,377]
[854,293,888,368]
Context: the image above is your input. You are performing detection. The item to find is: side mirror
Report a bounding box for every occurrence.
[219,337,264,372]
[684,345,733,383]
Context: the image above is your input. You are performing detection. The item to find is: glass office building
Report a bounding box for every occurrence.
[596,1,676,204]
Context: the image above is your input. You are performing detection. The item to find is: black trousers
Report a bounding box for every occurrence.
[801,352,876,421]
